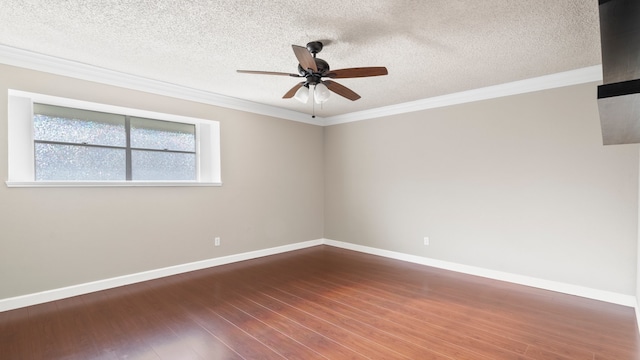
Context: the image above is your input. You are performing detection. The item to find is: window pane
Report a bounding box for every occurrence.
[35,143,126,181]
[131,150,196,180]
[33,104,126,146]
[130,117,195,152]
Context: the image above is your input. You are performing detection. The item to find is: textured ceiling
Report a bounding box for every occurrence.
[0,1,601,118]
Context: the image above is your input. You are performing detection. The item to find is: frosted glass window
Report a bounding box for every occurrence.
[34,104,126,146]
[35,143,126,181]
[132,150,196,180]
[131,117,195,151]
[32,103,200,182]
[8,91,220,186]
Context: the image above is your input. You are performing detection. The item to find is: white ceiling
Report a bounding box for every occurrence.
[0,1,601,118]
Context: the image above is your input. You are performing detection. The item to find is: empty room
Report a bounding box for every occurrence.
[1,1,640,359]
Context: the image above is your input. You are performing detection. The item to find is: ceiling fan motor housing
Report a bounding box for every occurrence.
[297,58,330,78]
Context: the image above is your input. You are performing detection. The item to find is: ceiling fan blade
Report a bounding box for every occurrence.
[292,45,317,72]
[325,67,388,78]
[237,70,300,77]
[323,80,361,101]
[283,82,305,99]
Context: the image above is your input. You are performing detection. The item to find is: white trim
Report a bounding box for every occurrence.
[637,146,640,332]
[324,239,637,308]
[6,90,222,186]
[5,181,222,188]
[7,94,33,182]
[322,65,604,126]
[9,89,217,125]
[0,239,635,312]
[0,45,603,127]
[636,298,640,332]
[0,239,324,312]
[0,45,320,126]
[200,122,221,183]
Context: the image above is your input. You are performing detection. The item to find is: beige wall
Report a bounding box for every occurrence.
[324,82,639,295]
[0,64,325,299]
[2,63,638,301]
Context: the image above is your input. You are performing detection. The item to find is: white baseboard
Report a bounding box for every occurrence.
[0,239,323,312]
[1,238,636,312]
[636,298,640,331]
[324,239,637,308]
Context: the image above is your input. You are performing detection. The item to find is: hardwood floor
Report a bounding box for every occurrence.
[1,245,639,359]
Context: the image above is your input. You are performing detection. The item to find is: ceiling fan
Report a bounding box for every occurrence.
[237,41,388,104]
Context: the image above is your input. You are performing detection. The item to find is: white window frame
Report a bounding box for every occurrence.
[6,90,221,187]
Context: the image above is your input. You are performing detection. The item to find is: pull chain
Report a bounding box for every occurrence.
[312,85,316,118]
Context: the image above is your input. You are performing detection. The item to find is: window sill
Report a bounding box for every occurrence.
[5,181,222,188]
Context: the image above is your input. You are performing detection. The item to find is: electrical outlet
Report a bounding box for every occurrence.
[214,237,220,246]
[423,236,429,246]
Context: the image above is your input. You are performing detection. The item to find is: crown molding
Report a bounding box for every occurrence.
[0,44,322,126]
[0,45,603,127]
[322,65,604,126]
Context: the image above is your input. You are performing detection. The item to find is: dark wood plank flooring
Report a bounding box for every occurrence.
[1,245,639,359]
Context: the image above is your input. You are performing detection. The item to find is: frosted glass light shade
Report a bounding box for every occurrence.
[314,83,330,104]
[294,86,309,103]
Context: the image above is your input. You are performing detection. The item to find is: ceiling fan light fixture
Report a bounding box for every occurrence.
[314,83,330,104]
[237,41,388,107]
[294,85,309,103]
